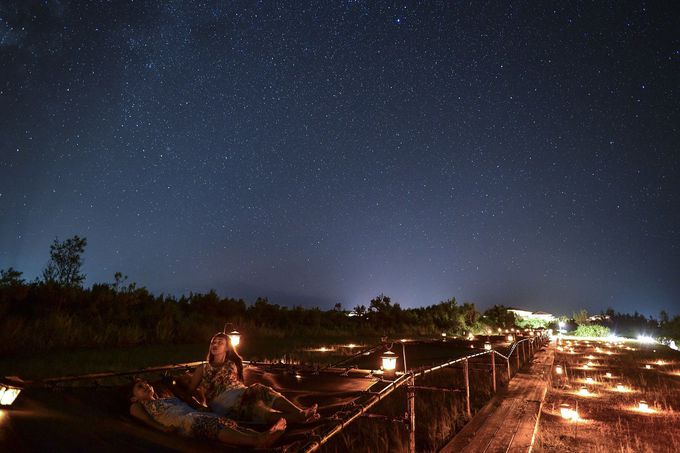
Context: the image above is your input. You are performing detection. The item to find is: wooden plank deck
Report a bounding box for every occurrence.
[441,342,555,453]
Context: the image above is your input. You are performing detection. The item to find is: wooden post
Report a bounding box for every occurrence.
[515,344,520,371]
[463,358,471,418]
[407,375,416,453]
[506,357,511,381]
[490,350,496,393]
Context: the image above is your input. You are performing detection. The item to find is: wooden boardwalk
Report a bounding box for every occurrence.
[441,342,555,453]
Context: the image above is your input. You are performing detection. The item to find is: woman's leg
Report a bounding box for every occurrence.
[272,396,318,423]
[216,418,286,448]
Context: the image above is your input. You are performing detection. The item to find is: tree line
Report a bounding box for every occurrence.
[1,236,678,355]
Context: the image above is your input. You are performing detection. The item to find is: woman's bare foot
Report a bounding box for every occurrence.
[258,418,286,448]
[288,404,318,423]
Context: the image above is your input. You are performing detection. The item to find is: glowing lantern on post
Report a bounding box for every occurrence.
[645,364,652,370]
[228,330,241,348]
[381,350,398,373]
[605,372,612,378]
[555,365,563,375]
[484,341,492,351]
[507,334,514,342]
[638,400,649,411]
[0,383,21,406]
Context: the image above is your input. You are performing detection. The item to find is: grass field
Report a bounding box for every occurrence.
[536,337,680,453]
[0,335,381,380]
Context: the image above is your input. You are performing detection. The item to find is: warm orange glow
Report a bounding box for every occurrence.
[560,403,579,421]
[555,365,563,375]
[0,386,21,406]
[381,350,397,371]
[228,330,241,347]
[633,400,655,414]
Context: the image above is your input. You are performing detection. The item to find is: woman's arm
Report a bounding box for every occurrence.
[186,364,204,394]
[129,402,175,433]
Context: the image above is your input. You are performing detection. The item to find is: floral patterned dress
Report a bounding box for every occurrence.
[201,361,282,422]
[140,397,247,441]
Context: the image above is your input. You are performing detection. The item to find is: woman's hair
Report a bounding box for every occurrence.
[126,377,144,403]
[206,332,244,382]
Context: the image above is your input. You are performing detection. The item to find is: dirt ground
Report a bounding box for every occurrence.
[535,337,680,453]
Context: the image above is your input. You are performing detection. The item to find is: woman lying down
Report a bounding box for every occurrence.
[128,378,286,448]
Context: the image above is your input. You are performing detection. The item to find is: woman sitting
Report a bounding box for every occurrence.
[129,378,285,448]
[184,332,318,424]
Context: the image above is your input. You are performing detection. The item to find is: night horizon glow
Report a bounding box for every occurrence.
[1,2,678,317]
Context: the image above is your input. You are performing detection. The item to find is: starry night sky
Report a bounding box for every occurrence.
[1,1,678,316]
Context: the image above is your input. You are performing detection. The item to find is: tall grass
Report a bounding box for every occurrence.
[320,354,511,453]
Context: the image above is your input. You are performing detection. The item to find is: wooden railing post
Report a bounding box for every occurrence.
[506,356,511,381]
[515,344,520,371]
[463,358,471,418]
[407,375,415,453]
[490,350,496,393]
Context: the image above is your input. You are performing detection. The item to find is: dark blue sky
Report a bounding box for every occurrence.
[1,1,678,317]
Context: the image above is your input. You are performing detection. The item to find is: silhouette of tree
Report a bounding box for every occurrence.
[573,309,589,325]
[42,235,88,287]
[0,267,24,287]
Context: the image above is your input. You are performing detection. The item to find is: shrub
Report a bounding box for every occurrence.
[572,324,610,337]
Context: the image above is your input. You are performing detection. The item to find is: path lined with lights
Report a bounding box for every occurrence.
[536,336,680,452]
[442,341,555,452]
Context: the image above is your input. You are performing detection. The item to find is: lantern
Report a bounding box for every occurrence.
[578,386,589,396]
[585,377,593,384]
[616,383,625,392]
[0,383,21,406]
[484,341,492,351]
[381,350,398,372]
[228,330,241,347]
[559,403,578,420]
[441,332,447,338]
[555,365,563,375]
[638,400,649,411]
[605,372,612,378]
[645,364,652,370]
[507,334,514,342]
